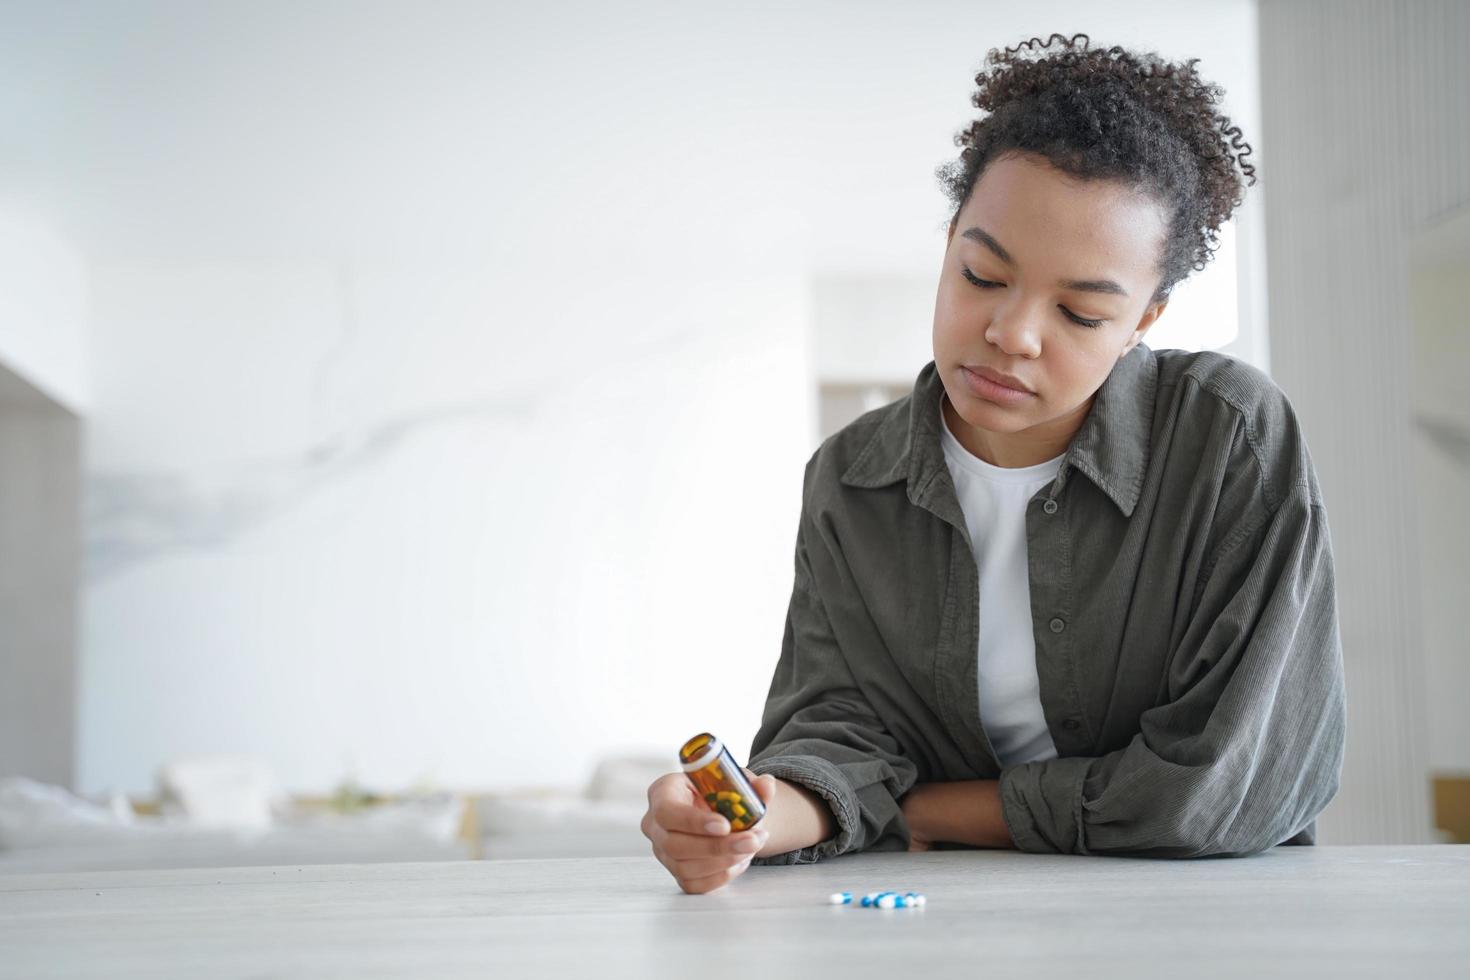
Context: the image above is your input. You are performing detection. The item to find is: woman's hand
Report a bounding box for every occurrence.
[640,767,777,894]
[902,784,935,851]
[900,779,1015,850]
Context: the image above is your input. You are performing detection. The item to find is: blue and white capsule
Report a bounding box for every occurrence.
[843,889,928,908]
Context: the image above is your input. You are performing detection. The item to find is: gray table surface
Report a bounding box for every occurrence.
[1,844,1466,979]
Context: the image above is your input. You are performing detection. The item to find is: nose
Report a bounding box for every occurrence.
[983,303,1043,359]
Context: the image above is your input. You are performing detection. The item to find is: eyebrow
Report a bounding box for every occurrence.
[960,226,1131,298]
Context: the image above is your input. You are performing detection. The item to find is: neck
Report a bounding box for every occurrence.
[942,392,1089,469]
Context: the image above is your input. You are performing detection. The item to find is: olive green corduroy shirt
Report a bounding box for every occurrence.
[747,344,1345,862]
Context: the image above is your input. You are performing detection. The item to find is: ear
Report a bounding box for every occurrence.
[1120,299,1168,358]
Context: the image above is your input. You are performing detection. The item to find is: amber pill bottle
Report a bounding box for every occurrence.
[678,732,767,832]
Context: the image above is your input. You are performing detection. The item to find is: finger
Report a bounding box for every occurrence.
[661,825,768,861]
[749,773,778,806]
[650,843,677,879]
[650,838,746,881]
[680,857,751,895]
[652,840,702,887]
[676,851,752,879]
[652,796,731,838]
[648,772,699,807]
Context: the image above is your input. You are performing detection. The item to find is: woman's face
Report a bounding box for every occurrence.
[933,151,1171,466]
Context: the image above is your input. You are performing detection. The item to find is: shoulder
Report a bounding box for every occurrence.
[1153,347,1323,510]
[1156,347,1286,422]
[801,392,912,506]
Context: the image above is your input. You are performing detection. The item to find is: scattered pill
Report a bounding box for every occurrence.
[831,888,926,908]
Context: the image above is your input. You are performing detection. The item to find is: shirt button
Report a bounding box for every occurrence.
[1049,617,1065,633]
[1062,719,1081,731]
[1043,499,1058,514]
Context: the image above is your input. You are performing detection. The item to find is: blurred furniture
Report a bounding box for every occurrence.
[472,753,667,860]
[0,777,471,875]
[0,215,87,792]
[0,363,81,790]
[1434,775,1470,844]
[0,752,670,874]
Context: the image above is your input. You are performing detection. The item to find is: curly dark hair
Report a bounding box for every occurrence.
[935,32,1257,305]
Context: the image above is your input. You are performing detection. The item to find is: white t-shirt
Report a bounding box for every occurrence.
[939,394,1064,770]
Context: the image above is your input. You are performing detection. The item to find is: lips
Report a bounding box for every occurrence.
[964,365,1033,394]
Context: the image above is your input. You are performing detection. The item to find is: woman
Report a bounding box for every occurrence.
[640,33,1345,894]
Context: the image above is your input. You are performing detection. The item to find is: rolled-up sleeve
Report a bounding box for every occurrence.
[745,461,919,865]
[999,483,1347,858]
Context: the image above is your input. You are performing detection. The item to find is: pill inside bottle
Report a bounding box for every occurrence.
[677,732,767,832]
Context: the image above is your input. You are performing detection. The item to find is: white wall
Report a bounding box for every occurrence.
[1409,225,1470,776]
[0,204,90,414]
[79,261,812,793]
[1259,0,1470,843]
[1,1,1262,796]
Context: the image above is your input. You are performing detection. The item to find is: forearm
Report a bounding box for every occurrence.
[755,777,837,858]
[904,779,1015,849]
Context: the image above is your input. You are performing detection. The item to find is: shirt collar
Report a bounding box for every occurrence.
[839,344,1157,519]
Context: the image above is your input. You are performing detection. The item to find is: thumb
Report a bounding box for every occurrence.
[747,771,778,806]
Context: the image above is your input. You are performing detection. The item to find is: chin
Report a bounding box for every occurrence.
[951,394,1032,431]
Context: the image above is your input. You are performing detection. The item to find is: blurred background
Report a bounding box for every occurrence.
[0,0,1465,872]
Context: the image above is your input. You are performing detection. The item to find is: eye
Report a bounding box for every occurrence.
[1061,308,1105,329]
[960,266,1003,289]
[961,266,1106,330]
